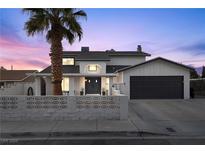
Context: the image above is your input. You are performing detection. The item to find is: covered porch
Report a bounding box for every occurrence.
[62,75,114,96]
[34,73,120,96]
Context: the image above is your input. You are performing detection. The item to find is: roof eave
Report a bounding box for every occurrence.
[33,73,117,77]
[116,57,194,73]
[0,80,24,82]
[75,59,110,61]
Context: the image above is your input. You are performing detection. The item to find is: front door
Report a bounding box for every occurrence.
[85,77,101,95]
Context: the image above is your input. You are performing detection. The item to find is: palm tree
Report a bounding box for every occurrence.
[23,9,87,95]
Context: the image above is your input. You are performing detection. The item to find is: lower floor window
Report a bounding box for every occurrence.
[62,77,69,91]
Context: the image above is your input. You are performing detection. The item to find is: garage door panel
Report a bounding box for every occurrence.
[130,76,184,99]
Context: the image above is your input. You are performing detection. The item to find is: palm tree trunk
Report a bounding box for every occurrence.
[49,28,63,95]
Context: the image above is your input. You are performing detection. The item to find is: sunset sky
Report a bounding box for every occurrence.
[0,8,205,71]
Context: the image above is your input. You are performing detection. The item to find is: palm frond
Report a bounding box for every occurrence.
[61,26,75,44]
[23,9,50,36]
[23,8,86,44]
[73,10,87,20]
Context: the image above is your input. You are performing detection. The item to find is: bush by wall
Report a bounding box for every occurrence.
[190,79,205,97]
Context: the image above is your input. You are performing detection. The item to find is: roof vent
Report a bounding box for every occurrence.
[137,45,142,52]
[81,46,89,52]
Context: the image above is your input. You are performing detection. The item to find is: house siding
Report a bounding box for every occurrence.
[121,59,190,99]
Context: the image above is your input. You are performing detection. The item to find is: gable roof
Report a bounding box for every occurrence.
[116,57,194,73]
[63,51,151,60]
[40,65,80,73]
[0,70,37,81]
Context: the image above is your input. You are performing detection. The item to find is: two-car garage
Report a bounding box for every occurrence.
[117,57,191,99]
[130,76,184,99]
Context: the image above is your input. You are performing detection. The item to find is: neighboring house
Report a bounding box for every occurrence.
[0,69,37,95]
[30,45,192,99]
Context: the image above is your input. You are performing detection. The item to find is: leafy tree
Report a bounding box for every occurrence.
[190,68,199,79]
[23,9,87,95]
[202,66,205,78]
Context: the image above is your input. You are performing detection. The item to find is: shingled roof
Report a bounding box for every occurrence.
[63,51,150,55]
[40,65,130,74]
[62,46,151,60]
[40,65,80,73]
[0,70,37,81]
[63,51,151,60]
[106,65,130,73]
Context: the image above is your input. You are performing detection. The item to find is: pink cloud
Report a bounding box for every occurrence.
[0,37,49,56]
[0,58,49,71]
[0,36,50,71]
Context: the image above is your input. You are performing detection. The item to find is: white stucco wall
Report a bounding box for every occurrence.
[121,59,190,99]
[34,77,41,96]
[79,77,85,94]
[74,77,80,95]
[107,56,145,65]
[44,77,52,95]
[79,61,106,74]
[113,72,123,84]
[68,77,85,95]
[0,82,24,95]
[74,77,85,95]
[118,72,124,83]
[101,77,110,95]
[0,81,36,96]
[23,82,36,95]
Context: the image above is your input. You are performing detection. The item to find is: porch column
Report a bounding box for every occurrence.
[35,76,41,96]
[109,77,113,96]
[44,77,52,95]
[69,77,75,96]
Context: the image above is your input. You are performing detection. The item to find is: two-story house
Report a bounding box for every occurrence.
[31,45,192,99]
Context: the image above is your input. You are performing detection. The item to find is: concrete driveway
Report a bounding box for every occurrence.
[129,99,205,136]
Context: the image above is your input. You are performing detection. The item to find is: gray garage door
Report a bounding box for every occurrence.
[130,76,184,99]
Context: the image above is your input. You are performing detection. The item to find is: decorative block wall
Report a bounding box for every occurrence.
[0,96,128,121]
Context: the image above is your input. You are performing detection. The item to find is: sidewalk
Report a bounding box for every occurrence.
[0,119,138,134]
[2,119,205,145]
[0,118,170,145]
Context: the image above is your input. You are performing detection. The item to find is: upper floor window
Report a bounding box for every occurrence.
[62,58,74,65]
[88,64,97,72]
